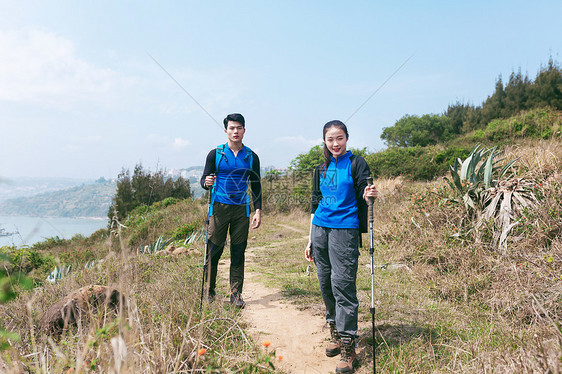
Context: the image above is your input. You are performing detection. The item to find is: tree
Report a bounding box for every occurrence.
[446,102,476,134]
[108,164,191,222]
[503,69,530,115]
[481,76,506,126]
[532,58,562,110]
[110,168,134,221]
[289,145,323,175]
[381,114,452,147]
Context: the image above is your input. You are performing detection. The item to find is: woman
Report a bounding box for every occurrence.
[305,120,377,374]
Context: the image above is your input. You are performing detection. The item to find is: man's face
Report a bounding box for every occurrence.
[225,121,245,143]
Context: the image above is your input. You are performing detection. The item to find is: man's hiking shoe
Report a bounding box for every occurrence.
[230,292,246,308]
[326,322,341,357]
[335,337,358,373]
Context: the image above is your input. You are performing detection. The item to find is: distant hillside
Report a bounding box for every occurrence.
[0,177,92,201]
[0,181,116,218]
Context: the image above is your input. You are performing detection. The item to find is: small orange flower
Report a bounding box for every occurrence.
[198,348,207,356]
[262,341,271,347]
[278,355,283,360]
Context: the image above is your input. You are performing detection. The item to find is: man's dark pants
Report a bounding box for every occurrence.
[206,202,249,296]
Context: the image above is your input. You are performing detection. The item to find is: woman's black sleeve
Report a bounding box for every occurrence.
[200,150,216,190]
[311,165,322,214]
[250,152,262,211]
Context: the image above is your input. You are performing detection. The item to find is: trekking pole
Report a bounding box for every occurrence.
[367,176,376,374]
[199,174,214,309]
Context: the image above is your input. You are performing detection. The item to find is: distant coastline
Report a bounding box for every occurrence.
[0,215,108,247]
[0,180,115,218]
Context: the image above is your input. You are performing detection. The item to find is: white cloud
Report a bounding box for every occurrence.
[146,134,190,150]
[172,137,190,150]
[0,29,118,103]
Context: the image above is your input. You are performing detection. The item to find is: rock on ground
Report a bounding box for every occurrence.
[38,285,124,336]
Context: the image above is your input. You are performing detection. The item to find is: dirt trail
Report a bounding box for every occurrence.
[217,223,339,373]
[241,270,337,373]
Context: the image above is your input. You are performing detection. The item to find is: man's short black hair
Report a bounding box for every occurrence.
[223,113,245,129]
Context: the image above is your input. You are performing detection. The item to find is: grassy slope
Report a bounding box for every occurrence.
[1,140,561,373]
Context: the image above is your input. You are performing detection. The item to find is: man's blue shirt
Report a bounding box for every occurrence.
[214,145,252,206]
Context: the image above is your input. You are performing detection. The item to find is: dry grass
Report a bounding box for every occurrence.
[372,176,405,200]
[1,203,279,373]
[504,138,562,178]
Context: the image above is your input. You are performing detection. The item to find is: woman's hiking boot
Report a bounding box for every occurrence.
[326,322,341,357]
[335,336,358,373]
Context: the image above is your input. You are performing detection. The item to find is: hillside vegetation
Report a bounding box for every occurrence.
[1,59,562,373]
[1,138,561,373]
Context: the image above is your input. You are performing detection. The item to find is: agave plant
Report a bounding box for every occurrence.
[139,236,174,254]
[184,230,204,245]
[480,178,537,252]
[448,144,537,252]
[85,259,101,269]
[46,265,71,284]
[448,144,518,212]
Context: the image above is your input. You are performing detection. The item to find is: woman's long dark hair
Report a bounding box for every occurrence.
[322,120,349,175]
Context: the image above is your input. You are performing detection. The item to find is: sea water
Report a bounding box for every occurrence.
[0,215,108,248]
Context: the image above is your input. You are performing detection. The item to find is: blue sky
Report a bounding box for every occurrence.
[0,1,560,179]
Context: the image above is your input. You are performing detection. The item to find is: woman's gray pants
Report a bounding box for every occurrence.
[311,224,359,338]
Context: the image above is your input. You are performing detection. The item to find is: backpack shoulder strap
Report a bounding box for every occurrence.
[215,143,226,171]
[350,154,368,236]
[243,145,253,168]
[210,144,227,217]
[243,145,254,217]
[350,154,358,187]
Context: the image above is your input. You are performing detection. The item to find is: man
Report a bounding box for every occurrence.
[200,113,262,308]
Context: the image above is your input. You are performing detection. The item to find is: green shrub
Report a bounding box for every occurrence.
[365,145,472,181]
[155,197,180,208]
[168,222,199,241]
[0,247,56,275]
[88,228,109,243]
[123,199,204,251]
[481,107,562,141]
[31,236,67,251]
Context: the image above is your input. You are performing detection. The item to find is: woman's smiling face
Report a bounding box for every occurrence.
[324,126,348,158]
